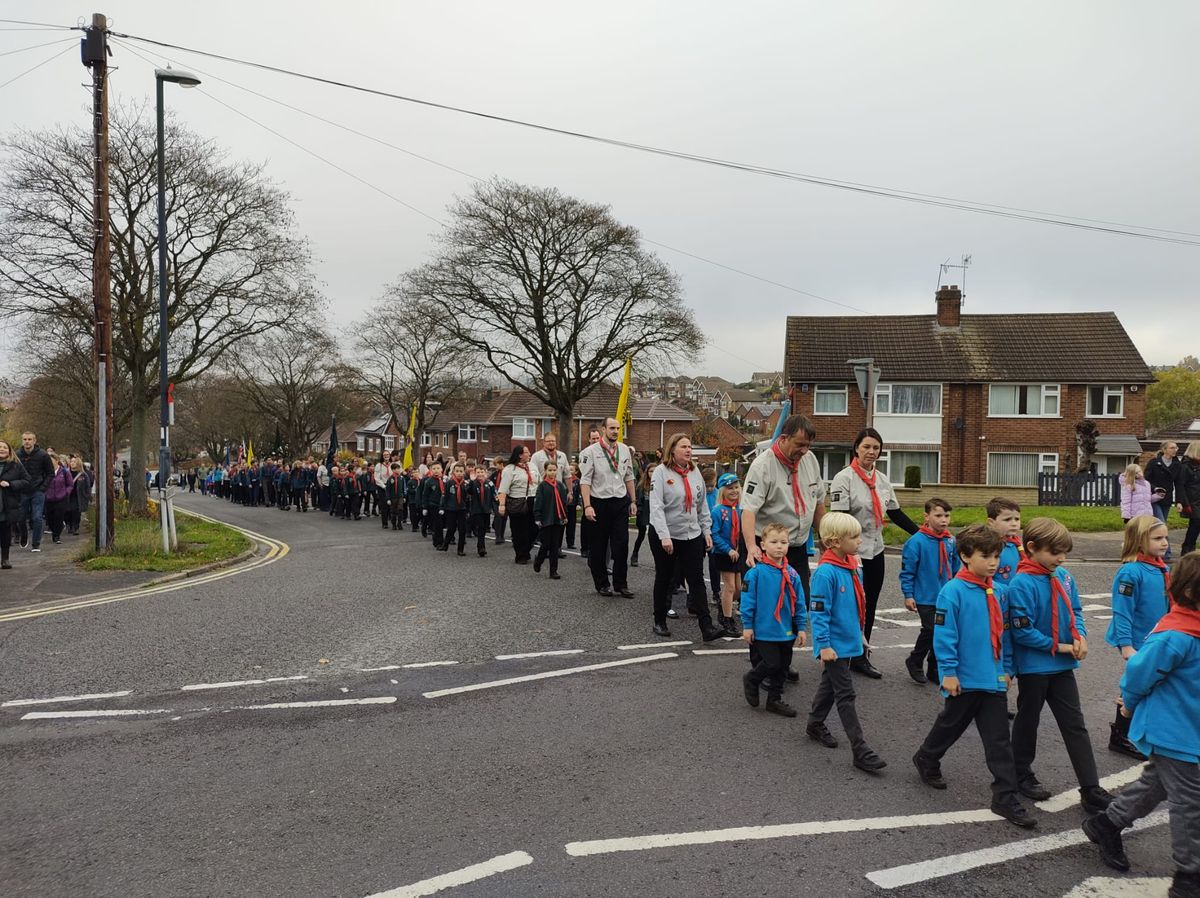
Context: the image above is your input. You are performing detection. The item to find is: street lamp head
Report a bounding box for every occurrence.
[155,66,201,88]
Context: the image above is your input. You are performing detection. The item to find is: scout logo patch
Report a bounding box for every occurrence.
[1118,581,1134,596]
[811,599,825,612]
[934,611,946,625]
[1011,615,1031,629]
[745,481,756,494]
[831,490,843,503]
[666,479,675,485]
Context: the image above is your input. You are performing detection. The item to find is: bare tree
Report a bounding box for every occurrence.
[351,286,479,437]
[0,103,315,512]
[420,179,704,456]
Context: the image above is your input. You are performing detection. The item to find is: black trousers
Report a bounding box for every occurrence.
[808,658,865,750]
[293,486,308,512]
[589,495,630,590]
[631,515,647,559]
[1183,516,1200,555]
[750,546,811,669]
[389,501,404,529]
[747,639,794,701]
[409,501,421,530]
[430,509,445,547]
[535,524,564,573]
[493,511,507,542]
[1012,670,1099,788]
[861,551,886,641]
[349,494,362,518]
[361,489,373,516]
[908,605,938,673]
[580,516,593,554]
[708,551,720,601]
[918,691,1019,801]
[508,510,534,561]
[443,509,468,552]
[0,521,11,562]
[470,513,489,552]
[45,498,68,541]
[565,507,578,548]
[649,528,711,627]
[67,496,82,534]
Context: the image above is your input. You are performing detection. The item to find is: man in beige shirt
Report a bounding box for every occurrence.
[579,417,637,597]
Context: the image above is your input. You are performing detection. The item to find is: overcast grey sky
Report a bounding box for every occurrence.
[2,1,1197,383]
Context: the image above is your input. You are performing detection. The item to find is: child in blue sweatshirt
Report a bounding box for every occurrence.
[805,512,886,773]
[713,474,746,637]
[986,496,1024,586]
[741,522,806,716]
[901,497,960,685]
[1007,517,1112,813]
[1083,553,1200,897]
[913,525,1037,829]
[1105,515,1172,759]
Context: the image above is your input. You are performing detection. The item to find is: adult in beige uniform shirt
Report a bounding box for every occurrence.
[579,417,637,597]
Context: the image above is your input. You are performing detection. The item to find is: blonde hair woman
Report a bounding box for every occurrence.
[0,440,31,569]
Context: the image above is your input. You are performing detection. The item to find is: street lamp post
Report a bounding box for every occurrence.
[155,66,200,552]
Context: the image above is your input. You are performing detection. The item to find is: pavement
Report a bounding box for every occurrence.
[0,494,1179,898]
[0,528,156,612]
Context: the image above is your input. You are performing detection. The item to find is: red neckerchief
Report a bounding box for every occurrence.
[453,478,464,505]
[760,554,797,625]
[818,550,865,627]
[722,500,740,547]
[919,525,953,581]
[1006,535,1025,556]
[771,439,807,516]
[1016,559,1079,653]
[955,569,1004,660]
[1151,606,1200,638]
[600,439,620,474]
[850,459,884,528]
[548,478,566,520]
[1137,553,1171,598]
[672,464,694,513]
[518,463,533,485]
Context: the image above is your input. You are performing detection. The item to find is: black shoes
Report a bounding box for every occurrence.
[617,588,635,598]
[806,721,838,748]
[850,656,883,679]
[549,572,561,580]
[765,698,797,718]
[19,532,28,549]
[533,558,543,572]
[853,748,887,773]
[742,672,759,707]
[1018,776,1052,802]
[0,561,11,570]
[991,801,1038,829]
[905,658,928,684]
[629,555,639,567]
[718,614,742,637]
[700,625,726,642]
[456,550,466,557]
[1108,724,1147,760]
[1082,813,1130,871]
[478,550,487,557]
[597,586,613,597]
[1081,785,1115,814]
[652,622,671,638]
[515,557,530,565]
[786,668,800,682]
[665,608,678,619]
[912,752,947,789]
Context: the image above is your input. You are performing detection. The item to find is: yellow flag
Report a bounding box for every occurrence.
[615,356,632,442]
[247,440,255,465]
[402,404,417,468]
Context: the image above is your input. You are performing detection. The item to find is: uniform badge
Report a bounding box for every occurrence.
[1118,581,1134,596]
[745,482,756,494]
[934,611,946,625]
[811,599,825,612]
[831,490,843,503]
[1011,615,1030,629]
[666,478,675,485]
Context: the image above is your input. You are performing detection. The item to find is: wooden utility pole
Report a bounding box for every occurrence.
[83,13,114,550]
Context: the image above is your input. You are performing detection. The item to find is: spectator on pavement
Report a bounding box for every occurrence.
[15,431,52,553]
[0,440,31,570]
[1119,464,1153,524]
[43,451,75,544]
[67,455,92,536]
[1179,441,1200,556]
[1145,441,1185,561]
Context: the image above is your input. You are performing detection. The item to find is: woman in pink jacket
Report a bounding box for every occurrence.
[1119,463,1153,523]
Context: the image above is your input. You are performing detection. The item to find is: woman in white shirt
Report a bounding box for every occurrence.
[648,434,726,641]
[498,444,537,564]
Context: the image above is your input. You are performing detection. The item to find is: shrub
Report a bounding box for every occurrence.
[904,465,922,489]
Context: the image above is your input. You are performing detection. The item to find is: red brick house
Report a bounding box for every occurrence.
[425,384,696,460]
[314,411,408,459]
[784,285,1155,487]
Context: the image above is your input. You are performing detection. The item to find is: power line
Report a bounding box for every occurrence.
[0,37,78,59]
[109,29,1200,247]
[0,18,76,30]
[0,42,74,92]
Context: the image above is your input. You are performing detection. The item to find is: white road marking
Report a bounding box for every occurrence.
[877,618,923,628]
[363,850,533,897]
[1062,875,1171,898]
[1080,594,1110,600]
[494,649,585,660]
[865,810,1167,889]
[21,708,172,720]
[360,665,403,672]
[619,641,693,650]
[565,808,999,857]
[236,697,397,710]
[423,653,677,699]
[340,687,350,693]
[2,690,133,707]
[1081,603,1110,611]
[403,661,459,669]
[1036,763,1146,812]
[180,676,306,691]
[872,643,917,650]
[1094,614,1113,620]
[692,649,747,656]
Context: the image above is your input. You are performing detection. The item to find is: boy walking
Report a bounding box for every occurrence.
[901,497,960,684]
[532,463,569,578]
[986,497,1024,586]
[741,522,807,717]
[466,465,495,557]
[440,463,470,555]
[913,524,1036,828]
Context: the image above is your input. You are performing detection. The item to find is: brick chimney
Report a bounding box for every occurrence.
[936,284,962,328]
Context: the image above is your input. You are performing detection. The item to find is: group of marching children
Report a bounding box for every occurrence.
[733,486,1198,894]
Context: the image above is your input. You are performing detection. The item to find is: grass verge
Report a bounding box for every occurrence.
[883,506,1189,546]
[76,512,253,572]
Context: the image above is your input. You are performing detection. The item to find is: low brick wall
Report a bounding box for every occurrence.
[893,484,1040,509]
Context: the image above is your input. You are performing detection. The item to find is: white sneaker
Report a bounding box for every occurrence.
[31,547,41,553]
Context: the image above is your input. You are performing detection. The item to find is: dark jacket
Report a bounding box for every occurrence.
[1180,457,1200,516]
[467,478,495,516]
[1145,453,1184,506]
[16,444,52,493]
[0,457,31,523]
[533,480,570,527]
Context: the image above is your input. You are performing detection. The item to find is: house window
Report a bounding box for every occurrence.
[987,452,1059,487]
[1087,384,1124,417]
[478,426,489,442]
[877,450,940,486]
[420,432,432,447]
[988,384,1060,417]
[441,433,449,448]
[384,436,395,451]
[356,435,365,451]
[513,417,536,439]
[875,383,942,416]
[813,384,848,415]
[458,424,477,442]
[812,448,850,483]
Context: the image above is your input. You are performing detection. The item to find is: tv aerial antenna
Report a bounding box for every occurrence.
[936,254,972,299]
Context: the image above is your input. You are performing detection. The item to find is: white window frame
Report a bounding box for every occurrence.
[986,452,1059,487]
[441,433,449,448]
[512,417,536,439]
[384,436,395,451]
[356,435,365,451]
[419,432,432,448]
[877,450,941,486]
[812,448,850,484]
[458,424,477,442]
[1086,384,1124,418]
[987,383,1061,418]
[813,383,848,416]
[874,383,942,416]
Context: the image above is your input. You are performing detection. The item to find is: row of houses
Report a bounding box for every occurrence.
[636,374,782,417]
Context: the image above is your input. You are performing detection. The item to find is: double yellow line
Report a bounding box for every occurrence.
[0,510,289,623]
